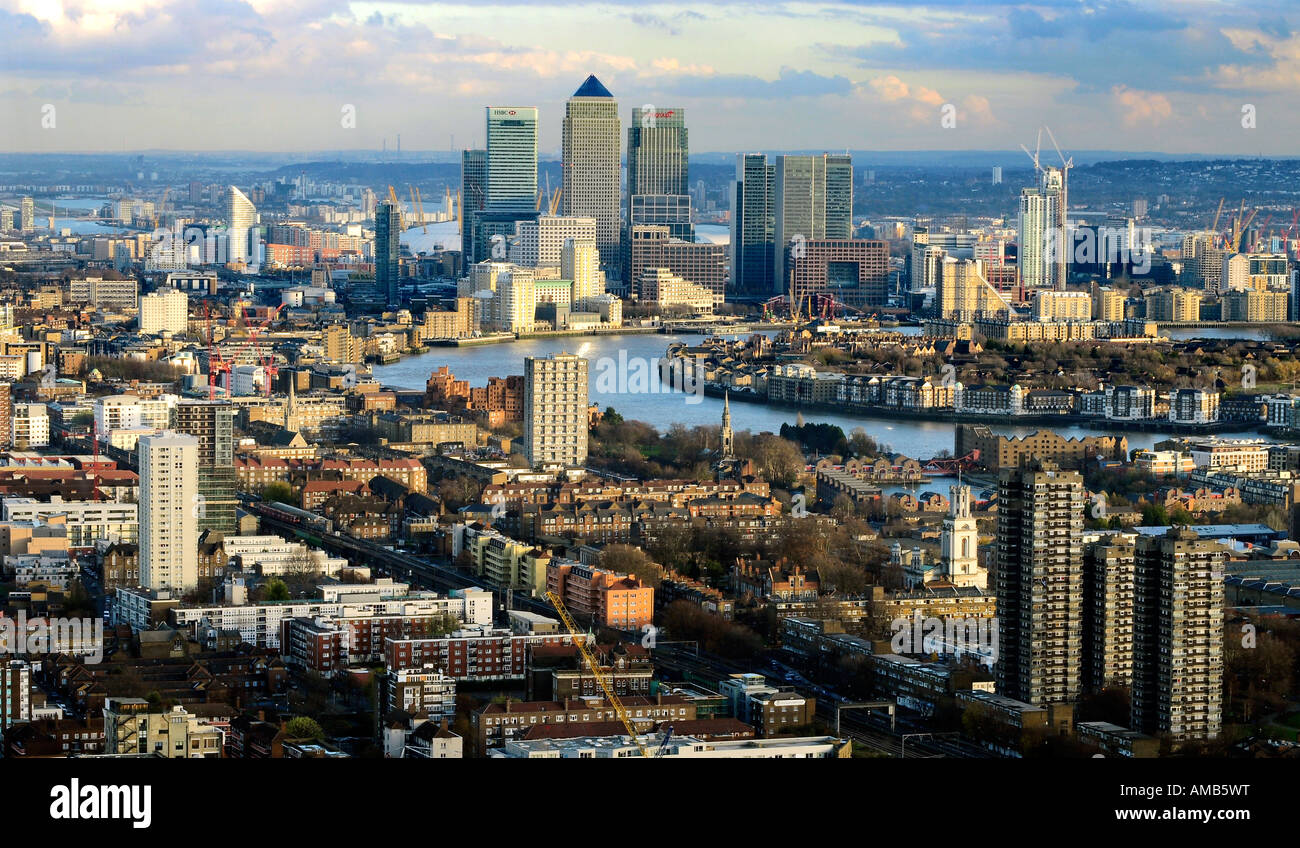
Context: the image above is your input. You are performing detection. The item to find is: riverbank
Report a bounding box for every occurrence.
[701,384,1263,437]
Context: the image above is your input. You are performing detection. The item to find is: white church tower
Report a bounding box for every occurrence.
[941,483,986,590]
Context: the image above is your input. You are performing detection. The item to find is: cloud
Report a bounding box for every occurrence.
[1112,85,1173,127]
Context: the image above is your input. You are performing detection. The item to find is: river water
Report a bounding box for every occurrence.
[371,331,1265,459]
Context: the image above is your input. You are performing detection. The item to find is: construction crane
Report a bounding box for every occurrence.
[1208,197,1225,246]
[545,591,651,758]
[409,185,427,233]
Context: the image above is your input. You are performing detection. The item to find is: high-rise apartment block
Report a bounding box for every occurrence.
[1082,535,1136,692]
[523,353,588,468]
[139,431,200,592]
[226,186,258,267]
[175,400,237,536]
[140,288,189,335]
[994,459,1084,707]
[1132,528,1224,742]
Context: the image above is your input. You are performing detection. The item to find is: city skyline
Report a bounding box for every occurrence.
[1,1,1298,154]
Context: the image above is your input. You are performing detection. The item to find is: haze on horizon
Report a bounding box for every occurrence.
[0,0,1295,156]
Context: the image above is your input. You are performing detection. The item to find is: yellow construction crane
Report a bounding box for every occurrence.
[409,185,427,233]
[1209,197,1225,244]
[545,591,651,758]
[548,187,562,216]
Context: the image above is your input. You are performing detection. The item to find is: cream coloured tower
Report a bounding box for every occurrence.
[941,483,985,589]
[139,431,200,592]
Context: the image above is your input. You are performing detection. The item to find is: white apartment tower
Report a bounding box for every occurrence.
[139,431,200,592]
[226,186,258,266]
[940,484,984,589]
[524,353,589,468]
[140,288,189,335]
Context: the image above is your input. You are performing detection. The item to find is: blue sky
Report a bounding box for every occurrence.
[0,0,1296,154]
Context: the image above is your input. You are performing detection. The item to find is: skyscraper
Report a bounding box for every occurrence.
[375,200,402,306]
[562,76,621,276]
[627,106,688,200]
[730,153,775,295]
[20,196,35,234]
[1082,534,1136,693]
[994,458,1084,707]
[139,288,188,335]
[139,431,200,592]
[524,353,588,468]
[175,400,237,537]
[1018,167,1066,291]
[461,148,487,219]
[226,186,257,266]
[486,106,538,211]
[1132,528,1224,742]
[772,154,853,294]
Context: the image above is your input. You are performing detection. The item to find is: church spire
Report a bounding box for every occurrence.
[720,390,734,460]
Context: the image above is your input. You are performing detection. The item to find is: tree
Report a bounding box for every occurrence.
[262,482,295,504]
[285,716,324,741]
[599,544,663,585]
[264,579,290,601]
[602,407,624,426]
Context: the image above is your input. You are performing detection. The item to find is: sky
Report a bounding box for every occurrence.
[1,0,1297,155]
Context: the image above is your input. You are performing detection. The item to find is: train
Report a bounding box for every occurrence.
[253,501,335,536]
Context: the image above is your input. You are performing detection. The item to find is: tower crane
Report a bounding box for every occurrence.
[545,591,651,758]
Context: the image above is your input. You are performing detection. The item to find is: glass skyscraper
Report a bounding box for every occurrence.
[730,153,775,295]
[486,106,538,211]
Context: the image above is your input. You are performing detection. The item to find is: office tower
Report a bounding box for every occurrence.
[994,458,1084,707]
[628,225,727,304]
[139,288,188,335]
[563,237,603,305]
[731,153,775,295]
[486,106,538,211]
[20,196,35,233]
[773,153,853,293]
[1132,528,1224,742]
[628,106,688,199]
[1081,535,1135,693]
[1018,167,1066,291]
[139,431,200,592]
[375,200,402,307]
[562,76,621,276]
[11,403,49,449]
[786,239,889,309]
[992,166,1003,185]
[226,186,257,265]
[940,484,984,589]
[175,400,237,536]
[824,154,854,239]
[627,104,692,264]
[512,216,597,268]
[524,353,588,467]
[0,209,11,232]
[461,148,487,219]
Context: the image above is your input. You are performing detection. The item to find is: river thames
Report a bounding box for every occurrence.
[371,331,1264,460]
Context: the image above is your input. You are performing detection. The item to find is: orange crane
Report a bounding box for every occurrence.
[545,591,651,758]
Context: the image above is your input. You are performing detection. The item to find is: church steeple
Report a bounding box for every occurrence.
[720,391,734,460]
